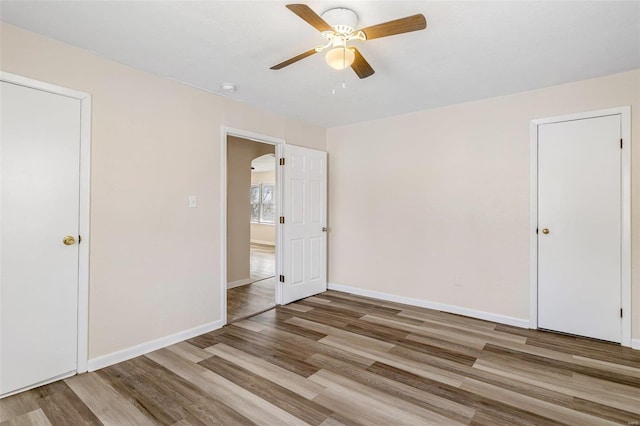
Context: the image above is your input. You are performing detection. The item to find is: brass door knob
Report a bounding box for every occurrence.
[63,236,76,245]
[542,228,550,234]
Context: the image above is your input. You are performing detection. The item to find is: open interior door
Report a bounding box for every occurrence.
[280,144,327,304]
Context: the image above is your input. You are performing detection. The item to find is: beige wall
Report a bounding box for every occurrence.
[327,70,640,337]
[0,23,326,359]
[227,138,274,283]
[250,171,276,245]
[3,20,638,361]
[250,224,276,245]
[251,171,276,185]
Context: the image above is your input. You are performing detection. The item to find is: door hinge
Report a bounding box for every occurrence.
[279,216,285,224]
[620,308,623,318]
[279,158,285,166]
[536,228,538,235]
[279,275,285,283]
[620,138,623,149]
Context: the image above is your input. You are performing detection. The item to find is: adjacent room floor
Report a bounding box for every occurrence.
[227,243,275,322]
[2,290,639,425]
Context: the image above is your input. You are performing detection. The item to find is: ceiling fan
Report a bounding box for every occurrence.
[270,4,427,79]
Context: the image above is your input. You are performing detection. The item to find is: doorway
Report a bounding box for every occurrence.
[529,106,631,346]
[0,72,91,397]
[221,127,329,324]
[225,135,279,322]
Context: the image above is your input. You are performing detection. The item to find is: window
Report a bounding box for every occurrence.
[250,185,261,222]
[250,183,275,224]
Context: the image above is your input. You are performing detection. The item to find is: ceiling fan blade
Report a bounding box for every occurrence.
[270,49,318,70]
[350,48,375,79]
[286,4,333,32]
[360,14,427,40]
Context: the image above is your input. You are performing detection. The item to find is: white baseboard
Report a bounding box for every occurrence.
[327,282,530,329]
[227,278,252,289]
[632,339,640,350]
[251,239,275,246]
[87,319,224,372]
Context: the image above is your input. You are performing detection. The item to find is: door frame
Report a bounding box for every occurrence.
[529,106,631,347]
[0,71,91,373]
[220,127,285,324]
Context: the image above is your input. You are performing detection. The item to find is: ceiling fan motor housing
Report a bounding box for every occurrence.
[321,8,358,35]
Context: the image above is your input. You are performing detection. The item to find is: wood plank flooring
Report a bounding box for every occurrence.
[227,277,276,323]
[227,244,275,322]
[249,243,275,282]
[2,290,639,425]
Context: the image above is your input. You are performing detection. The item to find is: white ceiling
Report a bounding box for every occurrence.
[2,1,639,127]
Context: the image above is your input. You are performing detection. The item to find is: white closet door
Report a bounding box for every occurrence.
[537,114,621,342]
[281,145,327,304]
[1,81,81,395]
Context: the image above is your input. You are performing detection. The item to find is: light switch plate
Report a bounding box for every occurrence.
[188,195,197,208]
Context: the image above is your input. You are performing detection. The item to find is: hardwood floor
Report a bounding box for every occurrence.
[227,277,276,323]
[249,243,275,282]
[2,290,639,425]
[227,244,275,322]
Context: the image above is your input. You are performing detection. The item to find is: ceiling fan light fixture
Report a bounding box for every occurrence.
[272,4,426,79]
[325,47,355,70]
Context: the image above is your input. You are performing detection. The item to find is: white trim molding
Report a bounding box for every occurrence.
[529,106,632,348]
[0,72,92,373]
[328,283,530,328]
[87,320,224,371]
[227,278,253,289]
[221,127,285,326]
[632,339,640,350]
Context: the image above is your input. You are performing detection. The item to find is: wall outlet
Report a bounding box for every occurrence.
[188,195,197,208]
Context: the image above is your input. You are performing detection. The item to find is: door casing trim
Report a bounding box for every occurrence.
[0,71,92,375]
[529,106,631,347]
[220,127,285,325]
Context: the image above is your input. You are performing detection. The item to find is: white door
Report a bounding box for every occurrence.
[537,114,621,342]
[1,81,81,396]
[281,145,327,304]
